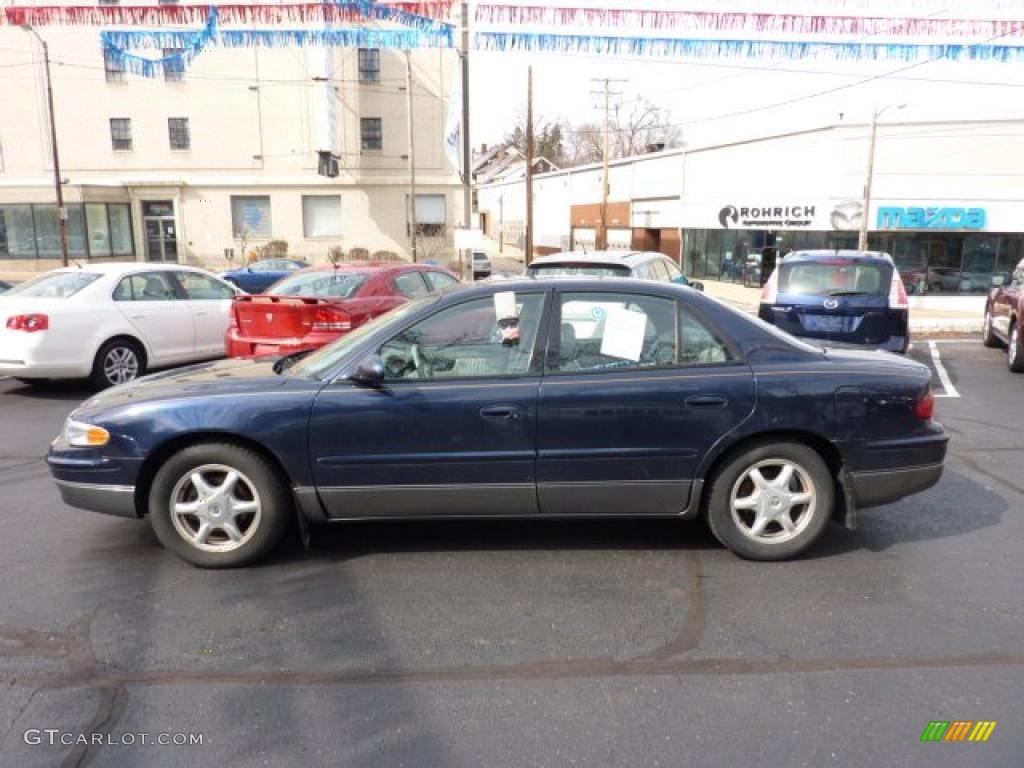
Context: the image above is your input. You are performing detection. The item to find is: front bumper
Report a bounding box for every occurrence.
[847,463,943,508]
[53,479,137,517]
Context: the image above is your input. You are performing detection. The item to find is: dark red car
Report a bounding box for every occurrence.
[982,257,1024,371]
[226,263,459,358]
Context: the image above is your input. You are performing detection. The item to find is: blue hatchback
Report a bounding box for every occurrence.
[220,258,309,294]
[758,250,910,353]
[48,278,946,567]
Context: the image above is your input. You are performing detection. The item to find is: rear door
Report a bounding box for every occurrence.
[112,271,195,364]
[537,289,755,515]
[175,270,236,358]
[770,258,897,346]
[991,260,1024,337]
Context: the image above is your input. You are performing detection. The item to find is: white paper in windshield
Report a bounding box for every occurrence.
[493,291,518,320]
[600,306,646,361]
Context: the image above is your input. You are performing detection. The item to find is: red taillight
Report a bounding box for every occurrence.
[5,314,49,332]
[228,307,239,331]
[311,306,352,332]
[760,269,779,303]
[889,270,909,309]
[915,390,935,421]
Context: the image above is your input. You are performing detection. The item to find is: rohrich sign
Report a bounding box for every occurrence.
[877,206,987,230]
[718,204,816,229]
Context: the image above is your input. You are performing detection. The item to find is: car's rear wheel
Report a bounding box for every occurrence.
[149,443,291,568]
[982,310,1000,348]
[706,441,833,561]
[90,338,145,389]
[1008,322,1024,373]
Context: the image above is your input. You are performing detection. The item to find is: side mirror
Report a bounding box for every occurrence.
[351,355,385,388]
[691,281,705,292]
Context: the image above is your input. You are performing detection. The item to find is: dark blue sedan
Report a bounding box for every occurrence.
[48,278,947,567]
[219,258,309,294]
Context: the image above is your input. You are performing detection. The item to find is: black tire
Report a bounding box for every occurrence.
[982,309,1001,348]
[90,338,145,389]
[1008,321,1024,373]
[706,441,833,561]
[149,443,291,568]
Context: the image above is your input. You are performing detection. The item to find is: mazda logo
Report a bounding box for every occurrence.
[830,200,863,231]
[823,298,839,310]
[718,205,739,228]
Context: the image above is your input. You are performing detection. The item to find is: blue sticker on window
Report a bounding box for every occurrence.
[591,307,605,320]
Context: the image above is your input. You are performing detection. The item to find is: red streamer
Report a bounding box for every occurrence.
[2,2,455,27]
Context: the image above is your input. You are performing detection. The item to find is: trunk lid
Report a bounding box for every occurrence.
[233,296,329,338]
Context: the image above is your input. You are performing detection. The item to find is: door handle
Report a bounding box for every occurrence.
[129,314,147,320]
[480,405,525,421]
[685,395,728,409]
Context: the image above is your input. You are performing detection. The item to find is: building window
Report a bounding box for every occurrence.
[358,48,380,83]
[168,118,190,150]
[360,117,382,151]
[103,51,125,83]
[413,194,447,237]
[0,203,132,259]
[231,196,272,238]
[302,195,342,238]
[163,48,184,81]
[109,118,132,151]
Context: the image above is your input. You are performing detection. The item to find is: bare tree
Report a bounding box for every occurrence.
[612,98,682,157]
[564,122,603,166]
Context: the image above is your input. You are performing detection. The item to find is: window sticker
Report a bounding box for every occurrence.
[494,291,518,321]
[599,306,646,362]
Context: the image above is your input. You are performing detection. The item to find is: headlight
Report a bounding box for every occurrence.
[63,418,110,447]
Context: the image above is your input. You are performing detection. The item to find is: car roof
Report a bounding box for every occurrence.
[295,262,447,275]
[50,262,215,276]
[528,250,670,269]
[783,250,894,264]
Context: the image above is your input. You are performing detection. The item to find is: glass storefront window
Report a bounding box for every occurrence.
[0,205,36,257]
[67,205,86,257]
[86,203,112,257]
[109,204,134,255]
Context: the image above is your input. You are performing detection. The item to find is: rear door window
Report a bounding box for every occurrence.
[554,292,677,372]
[424,271,459,292]
[122,272,180,301]
[394,271,431,299]
[177,271,235,300]
[779,260,891,296]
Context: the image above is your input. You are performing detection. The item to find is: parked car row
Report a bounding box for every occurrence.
[982,257,1024,372]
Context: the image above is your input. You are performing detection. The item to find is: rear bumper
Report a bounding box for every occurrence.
[847,463,943,508]
[225,330,335,358]
[53,479,137,518]
[758,305,909,353]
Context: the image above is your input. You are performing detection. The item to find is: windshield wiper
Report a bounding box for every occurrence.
[273,349,314,375]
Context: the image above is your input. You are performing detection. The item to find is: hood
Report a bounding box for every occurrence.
[75,356,313,416]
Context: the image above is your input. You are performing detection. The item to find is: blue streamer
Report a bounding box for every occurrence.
[474,30,1024,63]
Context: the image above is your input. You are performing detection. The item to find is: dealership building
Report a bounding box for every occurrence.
[476,118,1024,299]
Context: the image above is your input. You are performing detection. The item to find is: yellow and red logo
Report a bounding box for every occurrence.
[920,721,997,742]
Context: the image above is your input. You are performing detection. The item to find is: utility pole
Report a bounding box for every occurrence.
[860,102,905,251]
[525,65,534,265]
[405,50,418,263]
[460,0,472,279]
[591,78,625,251]
[22,25,68,267]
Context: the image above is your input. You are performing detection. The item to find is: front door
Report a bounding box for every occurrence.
[537,289,755,515]
[309,290,550,518]
[143,201,178,262]
[111,271,195,364]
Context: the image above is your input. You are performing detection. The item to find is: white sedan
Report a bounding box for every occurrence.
[0,263,240,388]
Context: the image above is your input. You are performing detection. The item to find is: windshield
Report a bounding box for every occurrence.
[778,260,891,296]
[4,271,101,298]
[269,271,367,298]
[287,296,437,379]
[528,263,630,278]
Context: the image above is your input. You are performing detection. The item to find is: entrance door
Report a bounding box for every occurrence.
[142,201,178,262]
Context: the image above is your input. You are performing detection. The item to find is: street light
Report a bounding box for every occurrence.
[21,24,69,267]
[858,103,906,252]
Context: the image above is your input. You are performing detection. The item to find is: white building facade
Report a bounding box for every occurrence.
[477,119,1024,297]
[0,17,462,272]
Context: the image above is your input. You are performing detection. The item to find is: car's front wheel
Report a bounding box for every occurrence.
[706,441,833,561]
[90,338,145,389]
[982,309,1000,348]
[149,443,291,568]
[1008,322,1024,373]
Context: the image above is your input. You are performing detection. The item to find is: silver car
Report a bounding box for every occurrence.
[471,251,492,280]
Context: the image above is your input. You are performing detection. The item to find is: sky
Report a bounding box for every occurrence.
[466,0,1024,151]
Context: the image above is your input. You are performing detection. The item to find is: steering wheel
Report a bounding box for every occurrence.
[411,343,432,378]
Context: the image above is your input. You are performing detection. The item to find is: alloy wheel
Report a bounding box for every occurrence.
[104,346,139,385]
[169,464,262,553]
[729,459,817,544]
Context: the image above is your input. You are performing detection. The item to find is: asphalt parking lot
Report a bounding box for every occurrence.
[0,339,1021,767]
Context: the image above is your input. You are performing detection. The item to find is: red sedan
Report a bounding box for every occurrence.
[226,263,459,358]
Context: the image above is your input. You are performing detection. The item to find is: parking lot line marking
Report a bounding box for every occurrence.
[929,340,960,398]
